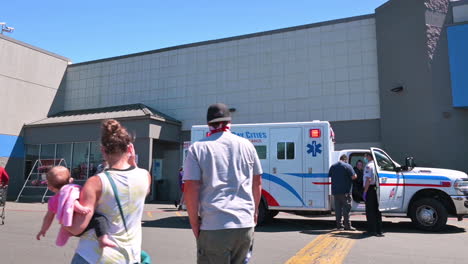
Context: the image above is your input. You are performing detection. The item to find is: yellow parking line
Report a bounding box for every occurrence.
[284,231,356,264]
[146,211,153,218]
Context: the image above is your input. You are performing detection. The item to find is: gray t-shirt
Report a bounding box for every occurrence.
[183,131,263,230]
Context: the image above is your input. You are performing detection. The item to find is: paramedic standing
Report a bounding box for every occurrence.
[183,103,263,264]
[329,155,357,230]
[363,153,384,237]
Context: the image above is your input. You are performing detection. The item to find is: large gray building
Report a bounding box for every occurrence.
[1,0,467,201]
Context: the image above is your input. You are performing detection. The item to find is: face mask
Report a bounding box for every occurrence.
[363,158,369,164]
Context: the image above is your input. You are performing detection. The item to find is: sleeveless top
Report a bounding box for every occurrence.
[75,167,149,263]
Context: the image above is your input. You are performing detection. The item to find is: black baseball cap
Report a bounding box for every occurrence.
[207,103,232,123]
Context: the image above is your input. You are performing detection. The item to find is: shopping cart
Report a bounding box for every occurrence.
[0,185,7,224]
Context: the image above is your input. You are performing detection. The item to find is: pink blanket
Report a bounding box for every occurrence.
[55,184,81,246]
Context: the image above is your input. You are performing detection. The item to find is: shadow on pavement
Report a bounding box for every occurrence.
[255,218,334,233]
[142,214,466,236]
[159,208,182,212]
[379,221,465,234]
[142,216,191,229]
[326,231,367,240]
[256,217,466,237]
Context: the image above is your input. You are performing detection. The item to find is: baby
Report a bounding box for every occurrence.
[36,166,116,248]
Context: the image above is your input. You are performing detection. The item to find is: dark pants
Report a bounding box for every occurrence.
[71,253,89,264]
[334,193,352,228]
[197,227,254,264]
[365,186,383,234]
[80,213,108,238]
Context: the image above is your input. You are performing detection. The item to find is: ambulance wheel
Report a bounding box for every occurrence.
[409,198,447,231]
[269,210,279,218]
[257,201,267,225]
[257,200,272,226]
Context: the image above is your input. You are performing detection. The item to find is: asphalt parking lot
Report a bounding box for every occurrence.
[0,202,466,264]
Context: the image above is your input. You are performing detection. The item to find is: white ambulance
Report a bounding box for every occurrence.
[190,121,468,231]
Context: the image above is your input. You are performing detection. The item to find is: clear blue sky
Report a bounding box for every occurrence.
[2,0,388,63]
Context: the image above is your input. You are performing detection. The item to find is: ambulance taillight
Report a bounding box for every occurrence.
[309,129,321,138]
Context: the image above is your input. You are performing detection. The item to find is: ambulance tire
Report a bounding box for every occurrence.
[269,210,279,218]
[257,199,273,226]
[257,200,267,225]
[409,198,448,231]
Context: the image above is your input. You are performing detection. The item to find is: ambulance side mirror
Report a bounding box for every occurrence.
[404,157,415,171]
[398,157,415,171]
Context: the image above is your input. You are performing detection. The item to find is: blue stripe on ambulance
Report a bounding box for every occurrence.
[262,173,330,206]
[284,173,329,178]
[262,173,306,206]
[378,173,451,181]
[262,172,452,206]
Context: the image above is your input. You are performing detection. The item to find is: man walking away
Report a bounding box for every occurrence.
[363,153,384,237]
[329,154,357,230]
[183,103,263,264]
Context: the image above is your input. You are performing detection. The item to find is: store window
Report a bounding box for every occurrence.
[254,145,267,159]
[24,144,40,178]
[277,142,295,160]
[40,144,55,161]
[89,141,103,176]
[56,143,72,168]
[71,142,90,180]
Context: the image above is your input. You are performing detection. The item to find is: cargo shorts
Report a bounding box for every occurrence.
[197,227,254,264]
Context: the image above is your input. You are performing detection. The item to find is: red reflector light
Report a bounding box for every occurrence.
[309,129,321,138]
[441,181,451,187]
[206,132,210,137]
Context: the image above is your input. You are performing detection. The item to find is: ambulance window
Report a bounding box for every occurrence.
[277,142,295,160]
[255,145,267,159]
[374,150,396,171]
[350,154,366,167]
[287,142,295,159]
[277,143,285,159]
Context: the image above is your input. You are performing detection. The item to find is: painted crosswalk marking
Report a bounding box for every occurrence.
[285,231,357,264]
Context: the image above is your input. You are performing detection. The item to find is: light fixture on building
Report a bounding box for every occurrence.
[390,86,404,93]
[0,22,14,35]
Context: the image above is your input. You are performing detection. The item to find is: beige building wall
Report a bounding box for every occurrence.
[63,16,379,131]
[0,34,69,198]
[0,35,70,136]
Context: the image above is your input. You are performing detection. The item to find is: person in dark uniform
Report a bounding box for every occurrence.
[352,160,364,202]
[329,154,357,230]
[363,153,384,237]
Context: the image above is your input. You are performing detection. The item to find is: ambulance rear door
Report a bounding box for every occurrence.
[268,127,304,207]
